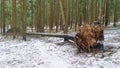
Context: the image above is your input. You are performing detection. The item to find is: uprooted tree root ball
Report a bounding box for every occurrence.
[75,24,104,53]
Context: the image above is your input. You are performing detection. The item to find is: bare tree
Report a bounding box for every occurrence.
[113,0,118,27]
[12,0,17,39]
[22,0,27,40]
[104,0,110,27]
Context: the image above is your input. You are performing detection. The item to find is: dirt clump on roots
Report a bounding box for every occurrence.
[75,24,104,53]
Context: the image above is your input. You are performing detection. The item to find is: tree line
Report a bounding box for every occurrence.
[0,0,120,40]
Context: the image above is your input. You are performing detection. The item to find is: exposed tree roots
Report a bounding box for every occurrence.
[75,24,104,53]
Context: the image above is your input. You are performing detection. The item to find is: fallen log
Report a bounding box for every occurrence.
[26,32,75,41]
[2,32,75,41]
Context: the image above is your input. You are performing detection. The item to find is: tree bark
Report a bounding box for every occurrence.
[26,32,74,41]
[3,0,5,33]
[49,0,53,32]
[22,0,27,41]
[113,0,118,27]
[64,0,69,33]
[55,1,60,32]
[12,0,17,39]
[105,0,109,27]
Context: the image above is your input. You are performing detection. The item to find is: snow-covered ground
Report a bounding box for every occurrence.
[0,27,120,68]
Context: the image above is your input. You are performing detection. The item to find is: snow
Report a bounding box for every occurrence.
[0,27,120,68]
[107,22,120,27]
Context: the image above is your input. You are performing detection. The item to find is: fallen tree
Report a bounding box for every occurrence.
[26,24,104,53]
[26,32,75,41]
[4,22,104,53]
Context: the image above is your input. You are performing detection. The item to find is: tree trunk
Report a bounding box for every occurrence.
[59,0,65,31]
[113,0,118,27]
[49,0,53,32]
[40,0,44,32]
[99,0,103,23]
[26,32,74,41]
[12,0,17,39]
[31,0,34,32]
[75,0,78,31]
[55,1,59,32]
[64,0,69,33]
[1,0,3,33]
[3,0,5,33]
[105,0,109,27]
[22,0,27,41]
